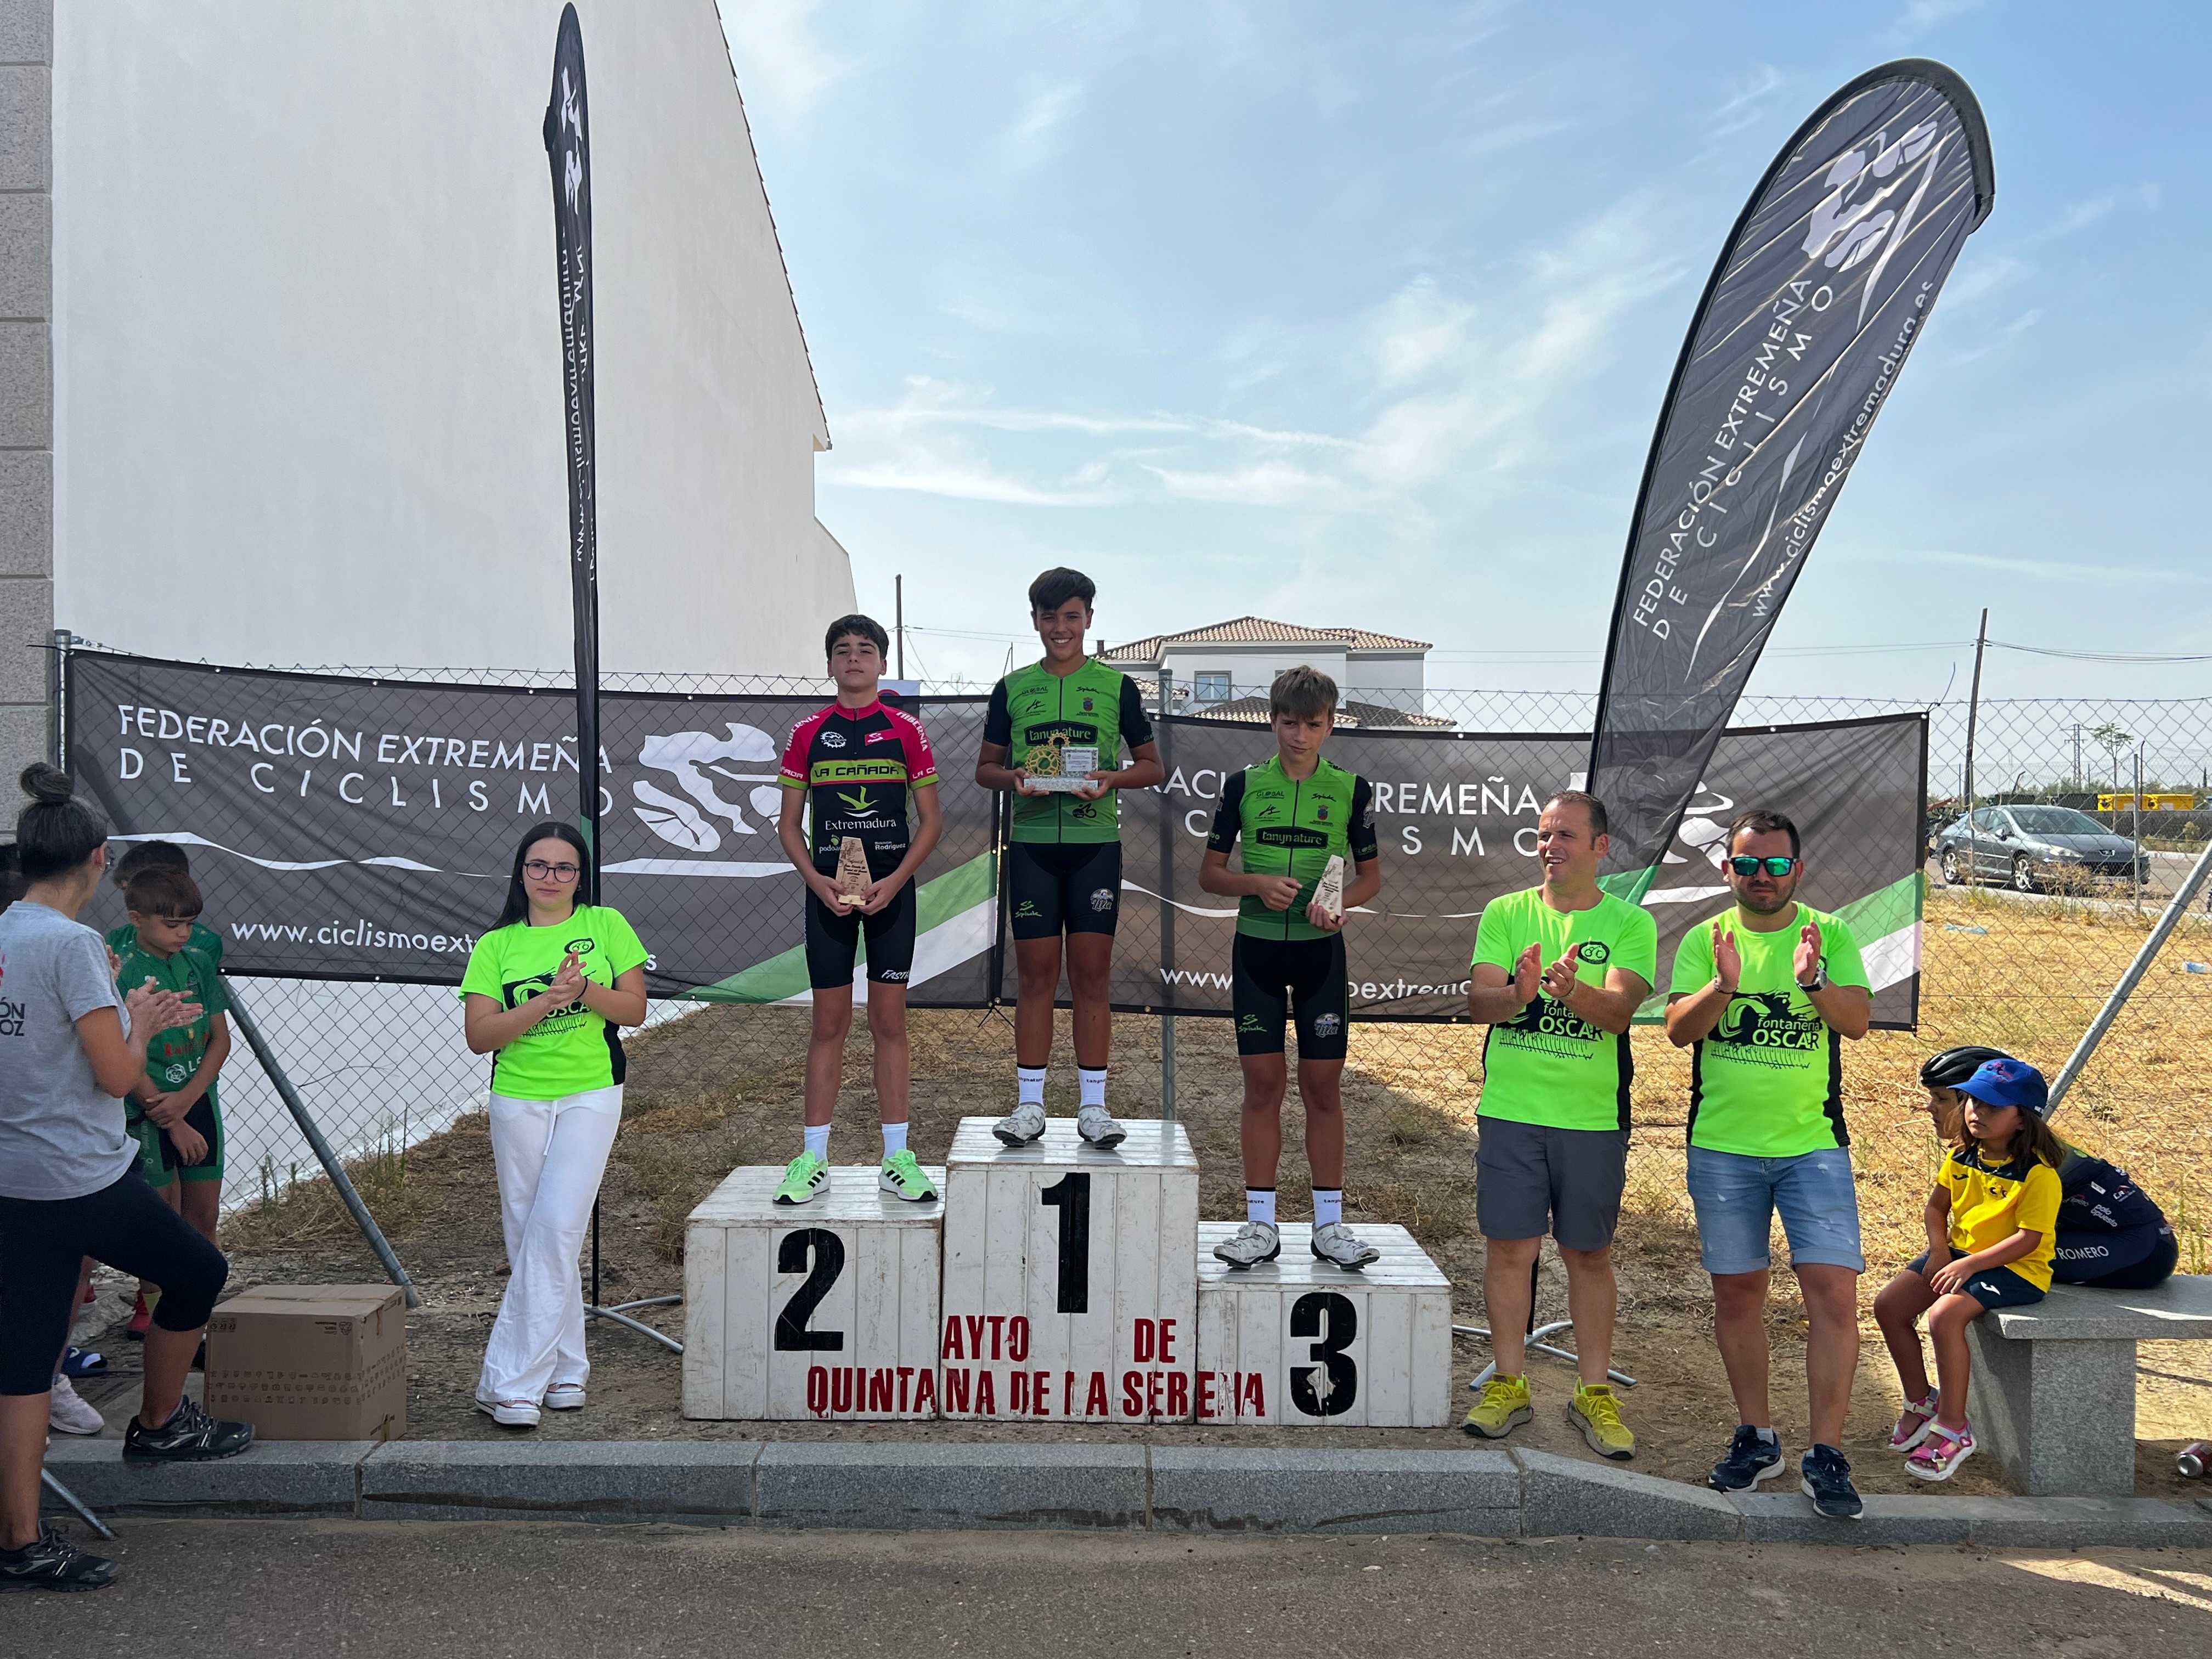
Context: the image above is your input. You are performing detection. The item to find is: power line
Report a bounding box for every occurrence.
[1989,639,2212,664]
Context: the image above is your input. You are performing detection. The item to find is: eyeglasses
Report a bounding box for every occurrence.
[523,860,582,883]
[1728,855,1798,877]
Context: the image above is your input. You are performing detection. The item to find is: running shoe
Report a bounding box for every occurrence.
[1706,1424,1784,1492]
[543,1383,586,1411]
[1905,1421,1975,1482]
[1075,1105,1126,1147]
[475,1397,541,1429]
[993,1103,1047,1146]
[0,1525,120,1594]
[47,1374,104,1437]
[121,1398,254,1463]
[1463,1373,1532,1440]
[1887,1389,1940,1452]
[1801,1444,1865,1519]
[879,1149,939,1203]
[1568,1382,1636,1460]
[772,1150,830,1205]
[1211,1220,1282,1269]
[1310,1221,1381,1269]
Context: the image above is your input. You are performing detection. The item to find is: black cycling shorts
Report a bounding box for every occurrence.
[805,880,916,991]
[0,1167,228,1395]
[2055,1226,2178,1290]
[1007,842,1122,941]
[1232,933,1350,1060]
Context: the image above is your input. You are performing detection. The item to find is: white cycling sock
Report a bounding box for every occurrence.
[1312,1188,1343,1227]
[881,1121,908,1156]
[803,1124,830,1161]
[1017,1066,1047,1107]
[1246,1188,1277,1226]
[1079,1068,1107,1109]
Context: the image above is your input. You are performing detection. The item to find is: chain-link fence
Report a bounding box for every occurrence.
[42,642,2212,1286]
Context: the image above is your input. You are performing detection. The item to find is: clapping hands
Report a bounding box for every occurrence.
[1794,919,1824,986]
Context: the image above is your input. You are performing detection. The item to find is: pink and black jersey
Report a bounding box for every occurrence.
[777,699,939,870]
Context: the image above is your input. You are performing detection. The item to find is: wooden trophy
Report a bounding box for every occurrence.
[834,836,871,907]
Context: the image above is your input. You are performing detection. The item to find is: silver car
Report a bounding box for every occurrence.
[1934,805,2148,892]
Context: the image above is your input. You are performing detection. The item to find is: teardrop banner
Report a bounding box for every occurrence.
[1588,59,1993,893]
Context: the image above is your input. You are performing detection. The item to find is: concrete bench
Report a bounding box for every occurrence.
[1965,1274,2212,1494]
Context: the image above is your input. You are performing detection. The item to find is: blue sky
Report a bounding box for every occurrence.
[720,1,2208,704]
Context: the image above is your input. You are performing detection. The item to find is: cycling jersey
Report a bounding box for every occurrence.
[1206,756,1378,941]
[777,699,938,873]
[983,659,1153,844]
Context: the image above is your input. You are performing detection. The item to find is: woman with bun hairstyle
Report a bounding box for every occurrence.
[0,766,253,1594]
[459,822,648,1427]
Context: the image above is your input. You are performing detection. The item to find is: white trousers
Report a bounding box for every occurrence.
[477,1085,623,1405]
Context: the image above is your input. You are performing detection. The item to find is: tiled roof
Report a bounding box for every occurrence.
[1182,695,1452,730]
[1102,616,1431,661]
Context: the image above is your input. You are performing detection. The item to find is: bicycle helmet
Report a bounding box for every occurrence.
[1918,1045,2011,1090]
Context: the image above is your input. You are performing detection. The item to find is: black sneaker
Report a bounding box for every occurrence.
[121,1397,255,1463]
[1707,1424,1784,1492]
[0,1525,120,1593]
[1802,1443,1864,1520]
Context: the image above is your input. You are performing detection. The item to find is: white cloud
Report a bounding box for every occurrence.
[1873,548,2204,585]
[1001,81,1087,174]
[1711,64,1786,138]
[1141,461,1373,510]
[1889,0,1990,42]
[1370,276,1477,386]
[716,0,857,128]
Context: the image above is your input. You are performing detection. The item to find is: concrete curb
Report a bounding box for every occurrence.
[38,1438,2212,1547]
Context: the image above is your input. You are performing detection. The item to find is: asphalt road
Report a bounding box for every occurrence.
[13,1521,2212,1657]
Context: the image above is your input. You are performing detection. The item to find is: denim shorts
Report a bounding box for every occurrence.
[1685,1144,1865,1276]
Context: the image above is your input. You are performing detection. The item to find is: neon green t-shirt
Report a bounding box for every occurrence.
[1471,887,1656,1132]
[1669,903,1869,1156]
[458,905,648,1101]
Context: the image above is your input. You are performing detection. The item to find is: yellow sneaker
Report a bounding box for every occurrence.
[1569,1382,1635,1460]
[1463,1373,1533,1440]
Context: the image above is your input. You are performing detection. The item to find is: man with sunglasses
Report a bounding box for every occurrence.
[1666,808,1871,1520]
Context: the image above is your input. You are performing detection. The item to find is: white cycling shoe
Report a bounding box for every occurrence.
[1211,1220,1282,1269]
[1076,1105,1127,1147]
[993,1102,1047,1146]
[1310,1221,1381,1269]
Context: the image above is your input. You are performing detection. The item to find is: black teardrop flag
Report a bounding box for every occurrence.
[1589,59,1993,893]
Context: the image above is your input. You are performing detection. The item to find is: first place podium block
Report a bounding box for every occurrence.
[1195,1223,1453,1426]
[941,1117,1198,1423]
[684,1166,945,1422]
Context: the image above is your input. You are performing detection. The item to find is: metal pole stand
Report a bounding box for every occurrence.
[585,1293,684,1355]
[40,1469,114,1542]
[1453,1256,1638,1390]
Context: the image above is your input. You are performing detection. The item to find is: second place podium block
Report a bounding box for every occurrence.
[940,1116,1199,1422]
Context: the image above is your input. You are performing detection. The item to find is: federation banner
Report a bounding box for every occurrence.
[543,4,602,878]
[1589,59,1991,884]
[67,653,1925,1028]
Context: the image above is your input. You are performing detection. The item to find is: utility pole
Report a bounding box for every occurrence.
[2072,723,2083,792]
[1960,607,1989,825]
[895,574,905,680]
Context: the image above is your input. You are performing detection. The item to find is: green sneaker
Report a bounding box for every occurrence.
[1463,1372,1533,1439]
[772,1151,828,1206]
[879,1149,939,1203]
[1570,1382,1636,1460]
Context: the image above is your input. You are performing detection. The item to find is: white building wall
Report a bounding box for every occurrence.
[1160,645,1352,703]
[50,1,850,677]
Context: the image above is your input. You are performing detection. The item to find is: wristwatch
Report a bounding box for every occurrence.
[1798,964,1827,994]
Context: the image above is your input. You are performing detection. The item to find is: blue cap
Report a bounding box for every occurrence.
[1955,1057,2049,1119]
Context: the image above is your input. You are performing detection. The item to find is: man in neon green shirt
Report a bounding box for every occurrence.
[1666,808,1871,1518]
[1464,791,1654,1458]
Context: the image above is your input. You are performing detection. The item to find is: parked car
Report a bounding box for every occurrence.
[1933,805,2148,892]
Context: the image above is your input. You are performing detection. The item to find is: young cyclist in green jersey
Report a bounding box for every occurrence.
[1464,791,1655,1459]
[975,568,1164,1148]
[114,867,230,1245]
[1199,667,1384,1270]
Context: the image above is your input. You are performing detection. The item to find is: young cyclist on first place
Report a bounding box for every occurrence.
[974,569,1164,1148]
[1200,667,1385,1269]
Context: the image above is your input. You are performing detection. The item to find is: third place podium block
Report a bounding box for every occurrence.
[683,1165,945,1421]
[940,1116,1198,1422]
[1195,1223,1453,1426]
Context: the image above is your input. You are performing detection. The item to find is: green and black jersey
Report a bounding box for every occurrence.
[984,658,1155,844]
[1206,756,1378,941]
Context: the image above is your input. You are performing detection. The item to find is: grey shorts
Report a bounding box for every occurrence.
[1476,1116,1628,1251]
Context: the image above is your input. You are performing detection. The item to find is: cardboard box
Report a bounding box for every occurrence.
[205,1284,407,1442]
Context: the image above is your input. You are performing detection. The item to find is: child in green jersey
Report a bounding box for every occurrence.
[116,867,230,1245]
[974,568,1164,1148]
[1199,667,1384,1270]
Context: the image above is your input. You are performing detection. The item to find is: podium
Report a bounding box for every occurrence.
[939,1116,1198,1422]
[683,1165,946,1421]
[1195,1223,1453,1426]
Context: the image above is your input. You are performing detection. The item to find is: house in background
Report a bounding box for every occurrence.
[1100,616,1443,727]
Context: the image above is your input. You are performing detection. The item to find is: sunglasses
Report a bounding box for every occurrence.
[1728,855,1799,878]
[523,860,582,883]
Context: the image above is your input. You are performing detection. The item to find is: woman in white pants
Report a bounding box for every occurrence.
[460,823,648,1427]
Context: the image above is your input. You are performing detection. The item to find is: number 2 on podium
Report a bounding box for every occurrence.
[1040,1173,1090,1314]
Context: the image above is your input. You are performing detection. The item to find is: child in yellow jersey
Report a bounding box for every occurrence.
[1872,1058,2065,1481]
